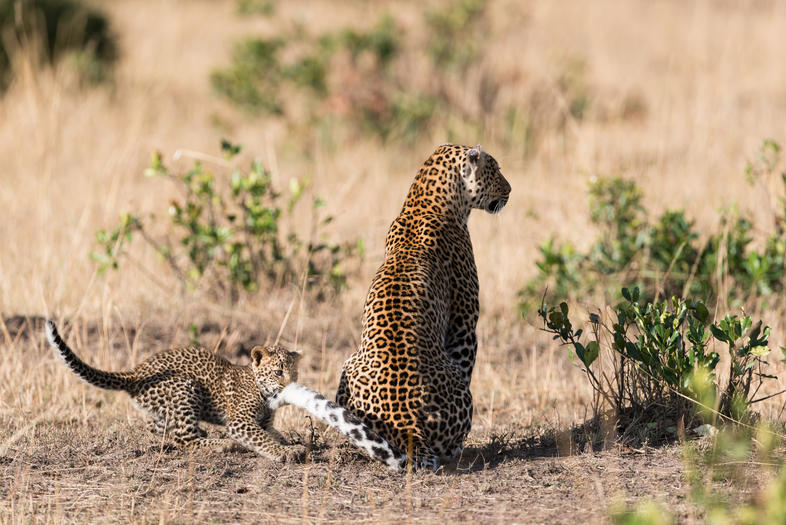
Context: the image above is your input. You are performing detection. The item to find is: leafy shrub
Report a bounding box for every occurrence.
[538,288,778,441]
[211,1,498,142]
[424,0,487,73]
[91,141,362,301]
[209,13,431,141]
[338,14,398,68]
[554,56,591,121]
[210,36,329,115]
[0,0,117,90]
[210,16,395,114]
[519,140,786,314]
[236,0,275,16]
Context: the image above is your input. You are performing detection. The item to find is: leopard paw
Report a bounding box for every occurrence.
[279,444,306,463]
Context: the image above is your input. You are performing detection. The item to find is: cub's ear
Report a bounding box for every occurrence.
[251,345,271,366]
[288,350,303,363]
[468,146,481,163]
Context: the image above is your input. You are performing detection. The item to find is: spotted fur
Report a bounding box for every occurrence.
[46,320,304,462]
[270,382,408,471]
[336,144,511,468]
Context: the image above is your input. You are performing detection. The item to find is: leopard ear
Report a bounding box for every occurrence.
[468,146,481,164]
[288,349,303,363]
[251,345,270,366]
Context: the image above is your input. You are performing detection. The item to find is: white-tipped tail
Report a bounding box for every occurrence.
[45,320,131,390]
[274,382,407,472]
[45,320,57,347]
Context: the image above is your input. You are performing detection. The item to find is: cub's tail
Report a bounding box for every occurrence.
[271,383,408,472]
[45,320,132,391]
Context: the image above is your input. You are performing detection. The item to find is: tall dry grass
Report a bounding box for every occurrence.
[2,0,786,499]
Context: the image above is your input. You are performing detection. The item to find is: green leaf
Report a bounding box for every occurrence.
[583,341,599,367]
[749,345,770,357]
[221,139,243,158]
[289,177,303,198]
[574,342,585,365]
[709,324,727,344]
[693,302,709,323]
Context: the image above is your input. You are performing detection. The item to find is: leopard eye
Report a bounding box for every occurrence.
[275,370,284,377]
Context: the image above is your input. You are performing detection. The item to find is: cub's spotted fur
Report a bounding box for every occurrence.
[270,383,407,471]
[46,320,304,462]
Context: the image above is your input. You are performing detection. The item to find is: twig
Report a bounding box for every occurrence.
[173,149,233,168]
[749,389,786,404]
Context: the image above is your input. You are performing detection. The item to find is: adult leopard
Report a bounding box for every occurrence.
[336,143,511,469]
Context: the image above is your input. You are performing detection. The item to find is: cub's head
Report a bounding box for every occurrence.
[250,344,301,396]
[434,144,511,214]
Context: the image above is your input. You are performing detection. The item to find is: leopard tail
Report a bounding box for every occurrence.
[46,320,133,390]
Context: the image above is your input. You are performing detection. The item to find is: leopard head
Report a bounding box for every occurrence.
[459,144,511,214]
[407,144,511,220]
[250,344,301,397]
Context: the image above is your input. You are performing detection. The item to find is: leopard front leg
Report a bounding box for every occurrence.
[264,423,288,444]
[227,416,305,462]
[255,407,292,445]
[186,438,238,452]
[444,308,478,385]
[145,416,166,435]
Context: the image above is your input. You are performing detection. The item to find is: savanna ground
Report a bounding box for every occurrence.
[2,0,786,522]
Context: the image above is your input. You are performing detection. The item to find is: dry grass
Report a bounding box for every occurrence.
[3,0,786,522]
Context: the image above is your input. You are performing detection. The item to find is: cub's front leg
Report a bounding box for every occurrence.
[227,414,305,462]
[264,423,289,445]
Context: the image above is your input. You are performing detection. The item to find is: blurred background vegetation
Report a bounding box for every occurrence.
[0,0,117,90]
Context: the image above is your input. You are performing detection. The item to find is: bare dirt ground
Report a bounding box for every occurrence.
[0,319,769,524]
[2,419,691,524]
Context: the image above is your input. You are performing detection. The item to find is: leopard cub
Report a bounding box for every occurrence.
[46,320,304,463]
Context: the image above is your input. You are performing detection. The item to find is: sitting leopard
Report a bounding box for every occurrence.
[45,320,305,462]
[336,143,511,469]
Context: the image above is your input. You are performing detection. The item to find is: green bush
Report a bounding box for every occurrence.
[554,56,591,121]
[338,14,398,68]
[210,35,330,115]
[91,141,363,301]
[209,13,430,142]
[519,140,786,314]
[538,288,778,441]
[0,0,117,90]
[210,15,394,113]
[211,1,496,142]
[236,0,275,16]
[424,0,487,73]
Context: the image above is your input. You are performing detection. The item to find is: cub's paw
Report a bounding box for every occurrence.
[279,444,307,463]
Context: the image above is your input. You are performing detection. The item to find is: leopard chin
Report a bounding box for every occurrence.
[486,197,508,214]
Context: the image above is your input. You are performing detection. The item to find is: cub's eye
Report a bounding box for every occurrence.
[275,370,284,377]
